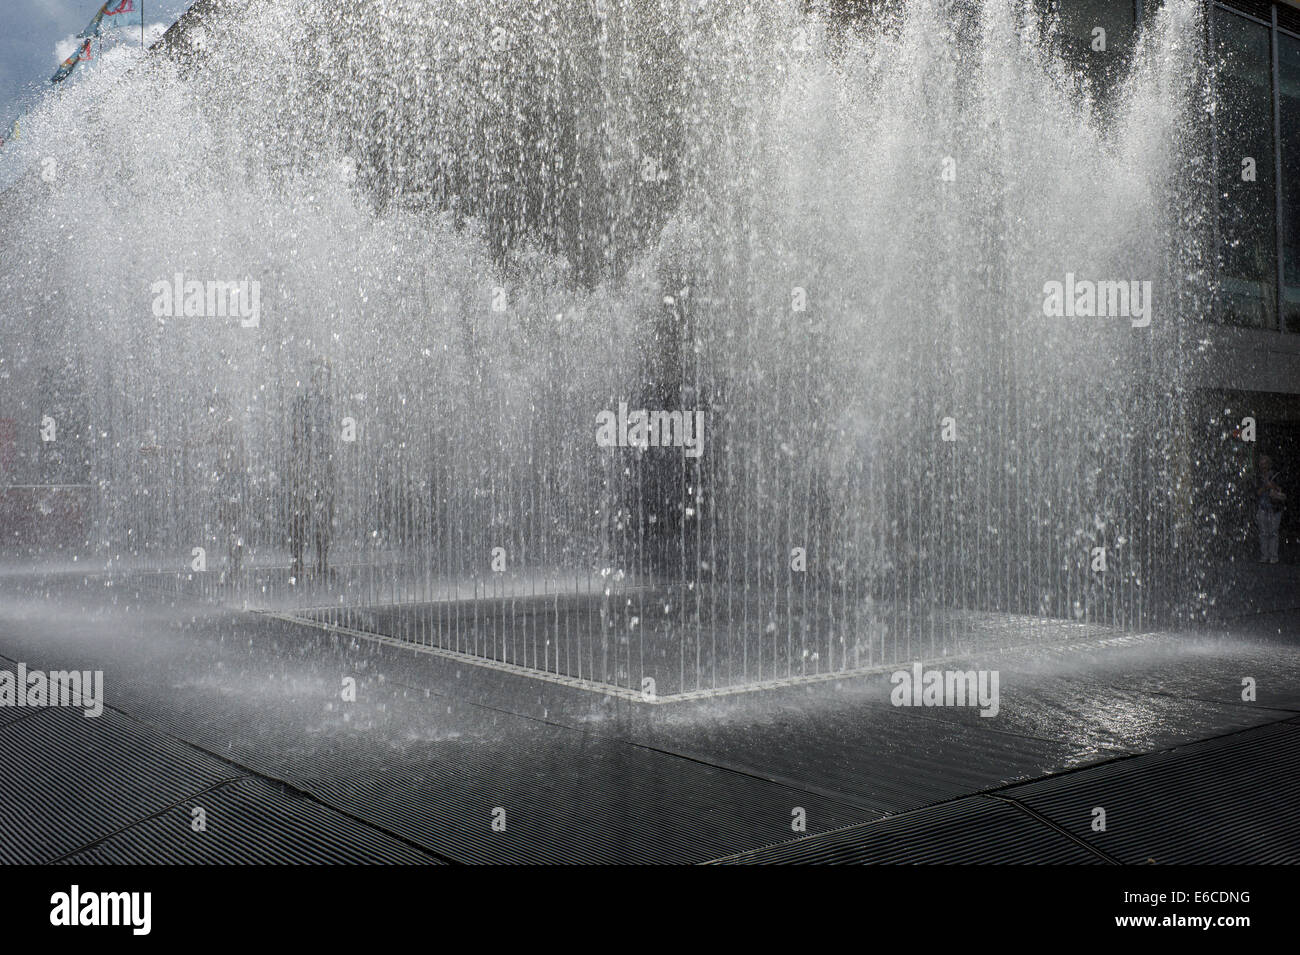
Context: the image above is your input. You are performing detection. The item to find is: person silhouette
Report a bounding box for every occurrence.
[1256,454,1286,565]
[210,396,247,580]
[289,360,335,582]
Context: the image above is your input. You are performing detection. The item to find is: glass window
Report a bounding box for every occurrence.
[1277,30,1300,332]
[1051,0,1137,97]
[1213,6,1277,329]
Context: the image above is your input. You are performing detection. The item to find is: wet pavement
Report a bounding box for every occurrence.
[0,569,1296,863]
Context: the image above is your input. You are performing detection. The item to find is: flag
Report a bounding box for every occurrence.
[51,40,92,84]
[78,1,144,39]
[102,1,145,32]
[77,6,107,39]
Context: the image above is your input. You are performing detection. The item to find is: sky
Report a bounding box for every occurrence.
[0,0,194,134]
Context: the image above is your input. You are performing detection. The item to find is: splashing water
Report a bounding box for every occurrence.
[0,0,1215,694]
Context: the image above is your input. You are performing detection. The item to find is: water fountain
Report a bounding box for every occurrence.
[0,0,1215,699]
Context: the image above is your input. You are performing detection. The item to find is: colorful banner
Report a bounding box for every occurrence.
[102,1,145,32]
[51,40,92,84]
[77,6,106,39]
[78,1,144,39]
